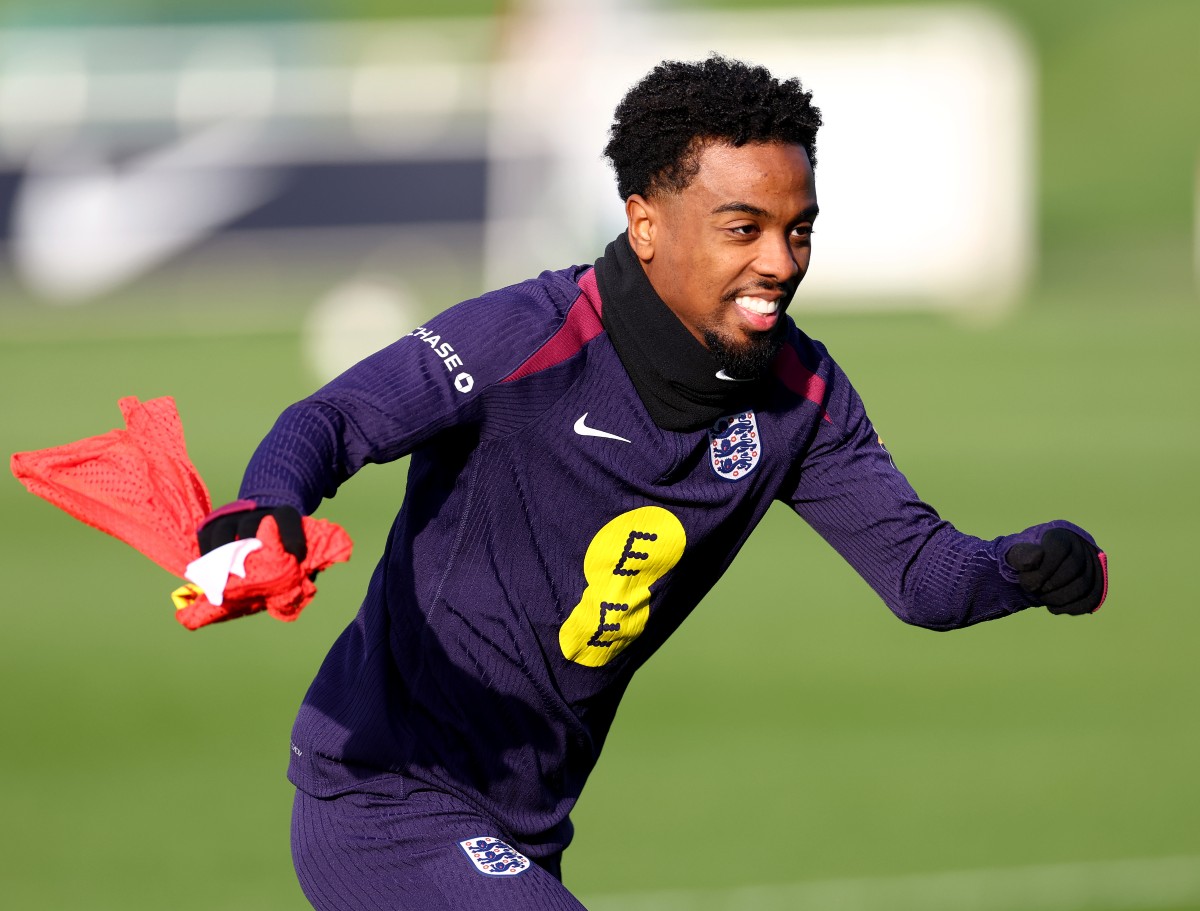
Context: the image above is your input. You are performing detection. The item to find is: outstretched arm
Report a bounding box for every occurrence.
[784,358,1107,629]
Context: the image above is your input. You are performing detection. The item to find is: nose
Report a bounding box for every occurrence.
[755,233,802,285]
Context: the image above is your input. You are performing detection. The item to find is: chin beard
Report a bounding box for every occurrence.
[702,326,784,380]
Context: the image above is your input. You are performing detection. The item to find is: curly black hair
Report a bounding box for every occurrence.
[604,54,822,201]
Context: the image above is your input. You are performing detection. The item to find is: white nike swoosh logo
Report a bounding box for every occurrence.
[715,369,753,382]
[573,413,631,443]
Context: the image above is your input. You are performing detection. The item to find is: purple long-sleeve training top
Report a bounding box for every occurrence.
[238,262,1093,863]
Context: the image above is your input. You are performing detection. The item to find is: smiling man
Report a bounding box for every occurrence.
[198,56,1108,910]
[625,141,817,379]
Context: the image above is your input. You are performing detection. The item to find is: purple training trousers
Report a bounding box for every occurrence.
[291,788,588,910]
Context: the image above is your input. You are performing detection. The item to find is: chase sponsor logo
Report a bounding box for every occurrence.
[560,506,686,667]
[459,837,531,876]
[409,326,474,393]
[708,410,760,480]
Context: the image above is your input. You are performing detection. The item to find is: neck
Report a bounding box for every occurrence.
[594,232,770,432]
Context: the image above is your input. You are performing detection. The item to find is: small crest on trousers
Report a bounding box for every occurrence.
[459,836,531,876]
[709,410,761,480]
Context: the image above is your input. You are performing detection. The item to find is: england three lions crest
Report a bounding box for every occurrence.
[459,836,531,876]
[709,410,761,481]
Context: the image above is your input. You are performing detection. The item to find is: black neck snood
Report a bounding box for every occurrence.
[594,233,770,432]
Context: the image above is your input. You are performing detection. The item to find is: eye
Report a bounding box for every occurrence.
[729,223,759,237]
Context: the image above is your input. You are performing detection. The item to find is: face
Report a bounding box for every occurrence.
[626,141,818,376]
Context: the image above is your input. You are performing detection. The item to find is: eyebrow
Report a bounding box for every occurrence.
[711,201,820,220]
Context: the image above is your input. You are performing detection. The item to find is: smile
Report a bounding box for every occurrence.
[733,295,783,332]
[735,295,779,316]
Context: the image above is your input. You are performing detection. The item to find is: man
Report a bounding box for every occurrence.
[199,56,1107,910]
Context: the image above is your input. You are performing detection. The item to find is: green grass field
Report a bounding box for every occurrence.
[2,0,1199,907]
[3,284,1197,909]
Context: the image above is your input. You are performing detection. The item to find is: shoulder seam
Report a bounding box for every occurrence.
[771,335,831,422]
[500,268,604,384]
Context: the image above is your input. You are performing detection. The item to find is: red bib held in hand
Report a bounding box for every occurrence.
[11,396,352,629]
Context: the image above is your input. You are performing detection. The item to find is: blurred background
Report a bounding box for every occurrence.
[2,0,1197,908]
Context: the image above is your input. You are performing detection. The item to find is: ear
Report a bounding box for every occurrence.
[625,194,657,263]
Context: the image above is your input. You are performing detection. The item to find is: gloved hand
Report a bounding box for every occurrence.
[198,499,307,562]
[1005,527,1106,615]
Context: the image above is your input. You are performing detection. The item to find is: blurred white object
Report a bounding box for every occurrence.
[12,120,280,302]
[487,3,1036,313]
[303,276,413,382]
[0,18,495,304]
[0,8,1033,313]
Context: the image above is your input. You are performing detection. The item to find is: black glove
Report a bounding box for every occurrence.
[1005,528,1104,615]
[198,501,307,562]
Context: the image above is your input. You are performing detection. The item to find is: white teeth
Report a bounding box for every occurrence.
[735,296,778,315]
